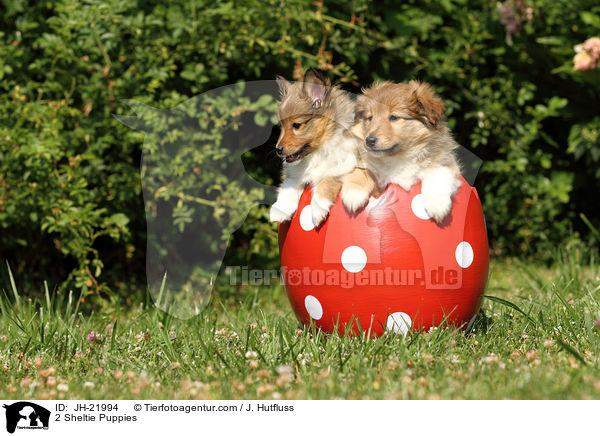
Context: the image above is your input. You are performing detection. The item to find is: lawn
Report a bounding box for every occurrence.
[1,243,599,400]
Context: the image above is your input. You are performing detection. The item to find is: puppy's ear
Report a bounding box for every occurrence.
[407,80,445,127]
[302,68,331,109]
[275,75,290,97]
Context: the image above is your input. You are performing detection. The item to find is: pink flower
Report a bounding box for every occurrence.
[574,51,594,70]
[573,37,600,71]
[594,318,600,328]
[87,331,103,343]
[583,37,600,57]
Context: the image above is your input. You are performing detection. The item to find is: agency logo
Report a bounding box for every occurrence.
[2,402,50,434]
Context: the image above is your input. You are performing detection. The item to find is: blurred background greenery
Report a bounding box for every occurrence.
[0,0,599,301]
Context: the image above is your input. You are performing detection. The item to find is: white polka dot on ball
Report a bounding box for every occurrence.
[455,241,474,268]
[411,194,431,220]
[304,295,323,320]
[341,246,367,273]
[299,205,315,231]
[385,312,412,335]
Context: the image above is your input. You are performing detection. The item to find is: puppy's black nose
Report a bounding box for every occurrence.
[366,136,378,148]
[276,146,284,156]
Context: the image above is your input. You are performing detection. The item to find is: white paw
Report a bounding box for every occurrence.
[269,201,296,222]
[311,196,333,227]
[341,187,370,213]
[422,191,452,223]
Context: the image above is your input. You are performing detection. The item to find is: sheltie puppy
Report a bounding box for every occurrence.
[351,80,461,223]
[270,69,370,226]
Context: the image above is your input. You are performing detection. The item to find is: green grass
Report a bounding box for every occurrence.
[1,244,599,400]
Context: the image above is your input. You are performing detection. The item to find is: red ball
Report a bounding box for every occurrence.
[278,177,489,336]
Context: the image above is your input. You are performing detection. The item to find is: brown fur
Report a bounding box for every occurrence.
[275,70,342,161]
[313,176,342,207]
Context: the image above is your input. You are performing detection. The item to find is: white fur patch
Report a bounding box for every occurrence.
[389,166,419,191]
[368,153,420,191]
[269,203,294,222]
[270,201,295,222]
[298,133,359,185]
[341,187,370,213]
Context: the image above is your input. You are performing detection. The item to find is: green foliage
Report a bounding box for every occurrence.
[0,0,599,295]
[0,0,376,294]
[367,0,600,255]
[569,116,600,178]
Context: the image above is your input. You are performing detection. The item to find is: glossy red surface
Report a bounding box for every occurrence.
[278,177,489,336]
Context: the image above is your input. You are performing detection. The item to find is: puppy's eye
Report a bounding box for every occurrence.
[389,115,399,121]
[367,116,373,122]
[292,122,302,130]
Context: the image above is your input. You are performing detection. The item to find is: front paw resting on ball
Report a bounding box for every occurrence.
[310,176,342,227]
[269,200,297,223]
[340,167,377,214]
[422,190,452,223]
[310,195,333,227]
[270,184,303,223]
[420,167,460,224]
[341,186,370,214]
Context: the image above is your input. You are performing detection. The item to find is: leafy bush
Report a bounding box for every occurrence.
[0,0,599,297]
[0,0,376,295]
[366,0,600,255]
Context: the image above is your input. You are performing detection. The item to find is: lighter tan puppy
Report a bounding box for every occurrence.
[352,81,461,222]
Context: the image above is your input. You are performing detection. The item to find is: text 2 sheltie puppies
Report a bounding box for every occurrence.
[352,81,461,223]
[270,69,366,226]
